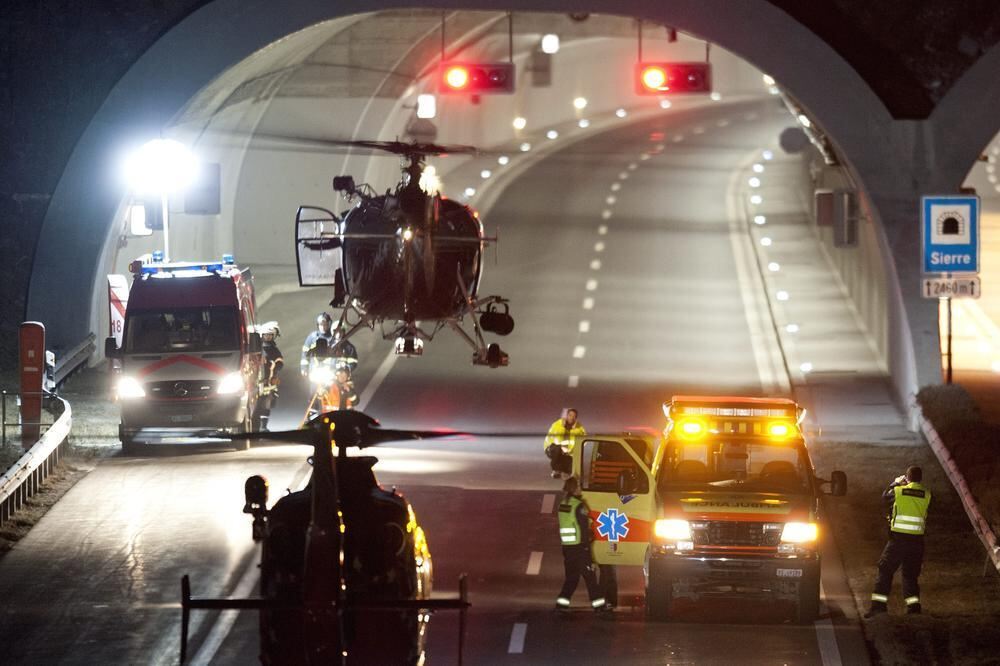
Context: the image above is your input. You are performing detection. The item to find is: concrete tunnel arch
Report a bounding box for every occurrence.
[26,0,1000,422]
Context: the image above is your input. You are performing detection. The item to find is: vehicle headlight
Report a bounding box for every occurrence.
[780,521,819,543]
[309,366,334,386]
[654,518,692,541]
[116,376,146,399]
[217,372,245,395]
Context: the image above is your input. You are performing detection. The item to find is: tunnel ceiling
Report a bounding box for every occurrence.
[178,11,645,126]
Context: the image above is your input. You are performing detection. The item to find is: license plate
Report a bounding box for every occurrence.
[776,568,803,578]
[170,415,193,423]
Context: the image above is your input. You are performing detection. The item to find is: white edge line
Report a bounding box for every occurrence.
[508,623,528,654]
[356,347,398,412]
[815,582,843,666]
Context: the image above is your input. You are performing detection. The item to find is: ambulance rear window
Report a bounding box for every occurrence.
[125,307,239,353]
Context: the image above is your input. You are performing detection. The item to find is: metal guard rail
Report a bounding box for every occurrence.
[919,410,1000,574]
[52,333,95,388]
[0,395,72,527]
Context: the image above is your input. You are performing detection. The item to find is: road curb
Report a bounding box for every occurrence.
[917,406,1000,574]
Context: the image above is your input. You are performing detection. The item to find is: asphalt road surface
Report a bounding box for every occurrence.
[0,99,867,664]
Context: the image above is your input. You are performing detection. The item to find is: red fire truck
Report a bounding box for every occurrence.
[105,254,262,451]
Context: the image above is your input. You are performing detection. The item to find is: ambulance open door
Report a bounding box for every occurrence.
[572,436,657,567]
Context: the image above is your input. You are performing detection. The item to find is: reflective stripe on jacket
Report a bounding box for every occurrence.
[558,496,590,546]
[890,482,930,535]
[544,419,586,452]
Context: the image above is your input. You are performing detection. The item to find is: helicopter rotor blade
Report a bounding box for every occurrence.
[203,129,478,158]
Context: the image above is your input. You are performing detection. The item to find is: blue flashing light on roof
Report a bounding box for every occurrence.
[152,250,165,262]
[222,254,235,264]
[139,261,225,276]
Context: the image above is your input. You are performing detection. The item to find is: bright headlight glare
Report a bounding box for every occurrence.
[781,522,818,543]
[655,519,692,541]
[117,376,146,399]
[309,366,334,386]
[216,372,244,394]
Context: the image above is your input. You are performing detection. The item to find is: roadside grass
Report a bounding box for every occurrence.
[810,439,1000,665]
[917,385,1000,540]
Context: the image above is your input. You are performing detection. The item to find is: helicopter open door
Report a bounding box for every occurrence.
[295,205,343,288]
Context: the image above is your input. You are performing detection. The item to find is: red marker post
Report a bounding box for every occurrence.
[19,322,46,448]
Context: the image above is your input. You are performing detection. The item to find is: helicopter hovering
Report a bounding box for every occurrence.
[294,140,515,368]
[180,410,471,665]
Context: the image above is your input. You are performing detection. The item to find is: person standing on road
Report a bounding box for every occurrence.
[556,476,608,614]
[301,312,336,376]
[865,465,931,617]
[255,322,284,431]
[544,408,586,479]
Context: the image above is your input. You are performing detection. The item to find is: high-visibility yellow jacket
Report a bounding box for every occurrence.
[890,481,931,535]
[558,495,592,546]
[544,419,586,452]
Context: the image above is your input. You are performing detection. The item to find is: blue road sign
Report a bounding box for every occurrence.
[922,195,979,274]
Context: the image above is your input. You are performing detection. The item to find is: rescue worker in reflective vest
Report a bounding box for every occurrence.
[865,465,931,617]
[556,476,609,613]
[544,408,586,479]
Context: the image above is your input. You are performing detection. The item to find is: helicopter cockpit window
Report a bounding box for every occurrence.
[295,205,342,287]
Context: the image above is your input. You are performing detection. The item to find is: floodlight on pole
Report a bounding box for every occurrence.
[124,138,198,262]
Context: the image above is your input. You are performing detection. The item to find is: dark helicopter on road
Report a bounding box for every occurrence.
[180,411,471,665]
[294,140,515,368]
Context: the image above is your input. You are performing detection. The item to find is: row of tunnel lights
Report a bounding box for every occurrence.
[748,151,814,375]
[452,92,730,199]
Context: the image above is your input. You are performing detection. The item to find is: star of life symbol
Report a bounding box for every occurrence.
[596,508,630,543]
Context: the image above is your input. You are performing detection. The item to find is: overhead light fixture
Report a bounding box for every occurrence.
[615,108,627,118]
[541,34,560,54]
[546,130,559,140]
[416,94,436,119]
[578,119,590,128]
[520,142,531,152]
[498,155,510,165]
[573,96,587,110]
[513,116,527,130]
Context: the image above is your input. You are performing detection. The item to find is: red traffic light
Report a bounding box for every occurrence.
[635,62,712,95]
[439,62,515,94]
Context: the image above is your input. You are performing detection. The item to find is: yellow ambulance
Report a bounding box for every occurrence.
[571,395,846,623]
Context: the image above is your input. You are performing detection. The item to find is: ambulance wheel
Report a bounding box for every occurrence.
[645,568,673,621]
[795,574,820,624]
[236,415,253,451]
[121,435,143,456]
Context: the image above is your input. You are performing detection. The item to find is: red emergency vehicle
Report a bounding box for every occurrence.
[105,254,262,451]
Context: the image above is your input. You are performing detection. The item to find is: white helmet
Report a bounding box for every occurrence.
[257,321,280,337]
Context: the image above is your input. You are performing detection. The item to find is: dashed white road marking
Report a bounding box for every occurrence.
[579,320,590,333]
[610,182,621,192]
[589,259,602,271]
[594,242,605,252]
[605,195,617,205]
[693,126,705,134]
[628,162,638,170]
[672,134,684,142]
[526,551,544,575]
[572,345,586,359]
[618,171,629,180]
[582,297,595,310]
[508,623,527,654]
[585,279,598,291]
[601,209,612,219]
[640,153,651,161]
[541,493,556,513]
[597,225,608,235]
[567,375,579,388]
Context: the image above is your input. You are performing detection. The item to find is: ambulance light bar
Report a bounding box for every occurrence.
[131,255,238,277]
[677,406,792,418]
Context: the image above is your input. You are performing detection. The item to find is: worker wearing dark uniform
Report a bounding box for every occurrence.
[865,465,931,617]
[556,476,608,613]
[255,322,283,431]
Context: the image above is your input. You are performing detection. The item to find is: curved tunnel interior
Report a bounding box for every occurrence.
[92,8,900,433]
